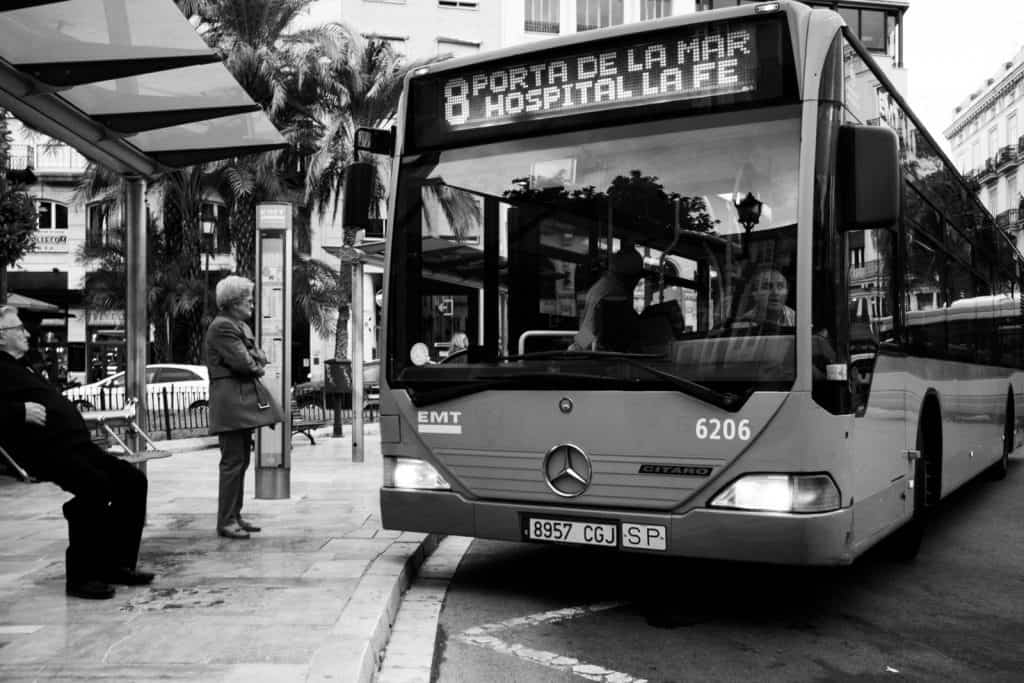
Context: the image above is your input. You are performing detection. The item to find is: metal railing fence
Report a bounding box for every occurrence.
[76,386,378,442]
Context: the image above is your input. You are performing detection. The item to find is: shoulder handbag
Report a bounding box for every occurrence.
[242,377,284,429]
[209,375,284,433]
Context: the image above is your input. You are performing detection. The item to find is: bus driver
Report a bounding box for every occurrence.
[569,247,644,351]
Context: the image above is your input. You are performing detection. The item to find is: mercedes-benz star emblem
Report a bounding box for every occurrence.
[542,444,592,497]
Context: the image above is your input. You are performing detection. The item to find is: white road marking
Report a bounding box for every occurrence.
[455,601,648,683]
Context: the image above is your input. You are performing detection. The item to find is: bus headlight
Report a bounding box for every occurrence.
[709,474,840,513]
[384,457,450,490]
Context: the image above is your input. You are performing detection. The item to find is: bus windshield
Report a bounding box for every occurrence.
[389,105,801,405]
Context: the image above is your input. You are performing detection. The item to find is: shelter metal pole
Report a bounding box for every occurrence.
[351,257,364,463]
[124,176,147,464]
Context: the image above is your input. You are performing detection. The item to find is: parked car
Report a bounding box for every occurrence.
[63,364,210,412]
[293,359,380,409]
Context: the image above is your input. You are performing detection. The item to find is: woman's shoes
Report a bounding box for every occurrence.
[217,523,250,539]
[236,517,261,533]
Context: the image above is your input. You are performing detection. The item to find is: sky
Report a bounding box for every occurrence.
[904,0,1024,153]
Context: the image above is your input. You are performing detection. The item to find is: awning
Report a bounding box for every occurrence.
[7,292,62,314]
[0,0,287,177]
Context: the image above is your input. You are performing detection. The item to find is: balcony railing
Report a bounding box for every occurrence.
[4,142,87,173]
[4,143,33,170]
[995,208,1018,228]
[849,259,885,282]
[34,144,88,173]
[524,19,559,33]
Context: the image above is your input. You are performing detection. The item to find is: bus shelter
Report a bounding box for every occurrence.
[0,0,286,451]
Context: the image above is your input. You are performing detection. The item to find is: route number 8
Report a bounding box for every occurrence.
[696,418,751,440]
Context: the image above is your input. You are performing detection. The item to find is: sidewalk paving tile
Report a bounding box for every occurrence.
[0,424,439,683]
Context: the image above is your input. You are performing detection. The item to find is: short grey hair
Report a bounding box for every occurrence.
[0,305,18,322]
[215,275,254,311]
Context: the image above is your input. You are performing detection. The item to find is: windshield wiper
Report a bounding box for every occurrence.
[500,351,742,409]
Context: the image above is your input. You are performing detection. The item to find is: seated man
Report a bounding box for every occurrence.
[569,247,645,351]
[736,266,796,327]
[0,305,154,600]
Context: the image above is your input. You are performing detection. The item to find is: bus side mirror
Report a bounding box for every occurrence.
[355,127,395,156]
[838,124,899,231]
[343,161,375,231]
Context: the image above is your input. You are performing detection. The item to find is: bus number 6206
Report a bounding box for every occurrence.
[696,418,751,440]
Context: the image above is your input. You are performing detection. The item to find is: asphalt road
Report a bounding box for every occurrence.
[433,458,1024,682]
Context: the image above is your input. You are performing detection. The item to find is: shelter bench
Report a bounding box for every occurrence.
[81,399,173,464]
[290,406,329,446]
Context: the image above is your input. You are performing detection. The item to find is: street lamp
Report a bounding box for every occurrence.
[201,218,216,322]
[733,191,763,257]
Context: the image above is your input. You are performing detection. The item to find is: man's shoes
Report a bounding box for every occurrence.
[217,524,251,539]
[66,579,115,600]
[104,567,155,586]
[236,518,261,533]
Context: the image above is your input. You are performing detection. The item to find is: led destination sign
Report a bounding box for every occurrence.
[443,25,758,129]
[407,16,794,151]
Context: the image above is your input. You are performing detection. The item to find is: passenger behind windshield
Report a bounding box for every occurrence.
[568,247,644,352]
[735,266,795,327]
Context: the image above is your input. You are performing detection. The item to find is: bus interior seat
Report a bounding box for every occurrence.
[642,300,685,339]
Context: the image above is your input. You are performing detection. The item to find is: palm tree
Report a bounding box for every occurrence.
[177,0,311,279]
[74,163,214,363]
[296,28,441,359]
[76,213,207,363]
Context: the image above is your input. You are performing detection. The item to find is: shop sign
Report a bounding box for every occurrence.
[87,309,125,325]
[34,230,69,253]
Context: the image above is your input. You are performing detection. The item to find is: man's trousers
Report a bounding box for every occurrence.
[49,443,148,584]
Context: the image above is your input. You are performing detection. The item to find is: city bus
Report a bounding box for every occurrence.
[354,0,1024,564]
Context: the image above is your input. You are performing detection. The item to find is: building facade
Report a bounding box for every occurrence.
[945,46,1024,254]
[299,0,688,57]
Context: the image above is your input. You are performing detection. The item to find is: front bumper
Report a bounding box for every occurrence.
[380,488,855,565]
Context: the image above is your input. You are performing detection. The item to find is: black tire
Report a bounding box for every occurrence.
[888,455,926,561]
[888,411,938,561]
[72,400,94,411]
[988,396,1013,481]
[188,399,209,412]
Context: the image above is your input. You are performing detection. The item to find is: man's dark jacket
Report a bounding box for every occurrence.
[0,350,92,479]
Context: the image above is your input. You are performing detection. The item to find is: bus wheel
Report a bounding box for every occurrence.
[888,454,929,561]
[888,413,938,562]
[988,396,1013,481]
[887,454,927,561]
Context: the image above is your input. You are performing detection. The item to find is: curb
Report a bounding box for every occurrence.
[306,532,444,683]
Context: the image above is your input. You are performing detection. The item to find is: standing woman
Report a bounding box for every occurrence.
[205,276,282,539]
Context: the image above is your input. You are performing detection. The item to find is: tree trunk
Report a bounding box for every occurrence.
[334,261,352,359]
[231,193,256,279]
[333,228,356,359]
[0,267,8,305]
[184,307,204,364]
[151,312,170,362]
